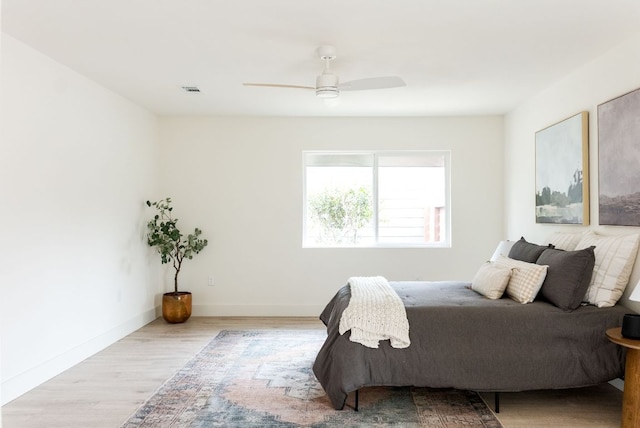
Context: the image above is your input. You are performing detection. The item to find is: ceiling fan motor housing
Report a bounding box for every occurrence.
[316,73,339,98]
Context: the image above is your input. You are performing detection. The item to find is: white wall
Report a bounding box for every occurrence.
[1,1,4,420]
[504,31,640,313]
[158,116,504,316]
[0,34,161,404]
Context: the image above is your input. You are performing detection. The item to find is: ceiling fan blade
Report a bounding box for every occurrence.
[243,83,315,90]
[339,76,406,92]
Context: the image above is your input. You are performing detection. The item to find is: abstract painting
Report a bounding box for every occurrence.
[535,111,589,224]
[598,87,640,226]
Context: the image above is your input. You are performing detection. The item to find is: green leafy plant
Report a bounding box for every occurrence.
[146,198,208,293]
[309,187,373,244]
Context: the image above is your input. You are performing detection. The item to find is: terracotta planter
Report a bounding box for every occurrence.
[162,291,192,323]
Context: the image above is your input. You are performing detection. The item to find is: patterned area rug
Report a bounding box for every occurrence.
[121,329,502,427]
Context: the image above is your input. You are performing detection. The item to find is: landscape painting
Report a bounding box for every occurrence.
[535,111,589,224]
[598,87,640,226]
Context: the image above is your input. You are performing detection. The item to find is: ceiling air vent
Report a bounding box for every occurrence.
[181,86,201,93]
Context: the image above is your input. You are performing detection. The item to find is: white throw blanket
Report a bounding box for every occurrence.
[339,276,410,349]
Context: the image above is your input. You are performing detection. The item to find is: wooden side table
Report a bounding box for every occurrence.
[607,327,640,428]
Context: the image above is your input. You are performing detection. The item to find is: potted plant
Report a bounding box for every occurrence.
[146,197,208,323]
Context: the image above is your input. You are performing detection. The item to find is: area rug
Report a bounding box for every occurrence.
[121,329,502,427]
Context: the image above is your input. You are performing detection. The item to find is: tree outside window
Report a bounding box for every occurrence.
[308,187,373,244]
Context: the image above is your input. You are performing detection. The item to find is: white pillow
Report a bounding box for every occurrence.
[490,240,515,262]
[543,231,585,251]
[575,231,640,307]
[494,255,549,304]
[471,262,512,299]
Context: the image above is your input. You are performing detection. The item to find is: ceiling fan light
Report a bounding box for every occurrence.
[316,73,339,98]
[316,87,340,98]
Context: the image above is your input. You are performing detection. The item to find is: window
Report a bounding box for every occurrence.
[303,151,450,247]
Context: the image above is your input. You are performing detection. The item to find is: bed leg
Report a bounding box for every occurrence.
[494,392,500,413]
[355,389,359,411]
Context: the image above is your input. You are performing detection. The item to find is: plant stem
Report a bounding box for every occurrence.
[173,242,183,293]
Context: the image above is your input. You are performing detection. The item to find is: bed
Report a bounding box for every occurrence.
[312,233,640,411]
[313,280,628,410]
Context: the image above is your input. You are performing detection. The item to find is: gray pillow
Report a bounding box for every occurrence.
[536,246,596,311]
[508,237,553,263]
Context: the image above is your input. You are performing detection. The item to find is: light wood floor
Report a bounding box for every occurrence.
[2,317,624,427]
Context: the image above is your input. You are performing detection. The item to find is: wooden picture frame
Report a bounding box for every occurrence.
[535,111,589,224]
[598,87,640,226]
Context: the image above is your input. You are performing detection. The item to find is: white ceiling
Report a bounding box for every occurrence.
[3,1,640,117]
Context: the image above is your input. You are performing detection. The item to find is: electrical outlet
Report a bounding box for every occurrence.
[208,275,215,286]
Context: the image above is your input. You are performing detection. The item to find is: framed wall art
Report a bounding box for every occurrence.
[535,111,589,224]
[598,87,640,226]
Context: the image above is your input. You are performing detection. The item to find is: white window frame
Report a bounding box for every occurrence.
[302,150,451,248]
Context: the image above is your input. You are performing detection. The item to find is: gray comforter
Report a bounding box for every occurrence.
[312,281,628,410]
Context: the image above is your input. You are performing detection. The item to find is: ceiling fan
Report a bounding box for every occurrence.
[243,45,406,99]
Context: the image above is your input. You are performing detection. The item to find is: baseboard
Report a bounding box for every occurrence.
[1,308,158,406]
[609,378,624,391]
[192,304,325,317]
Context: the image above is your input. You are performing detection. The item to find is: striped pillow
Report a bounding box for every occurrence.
[543,231,585,251]
[495,255,549,304]
[575,231,640,307]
